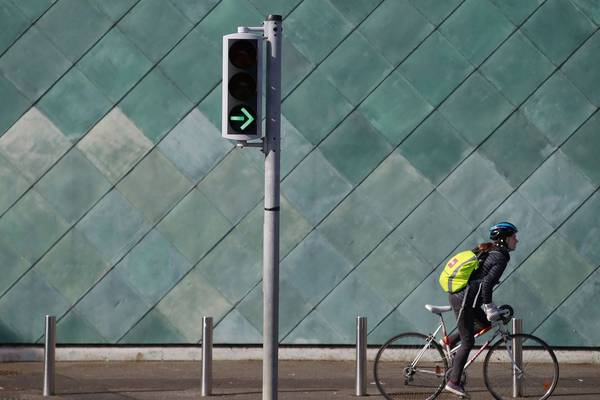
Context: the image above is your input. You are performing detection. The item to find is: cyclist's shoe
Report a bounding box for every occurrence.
[445,381,470,398]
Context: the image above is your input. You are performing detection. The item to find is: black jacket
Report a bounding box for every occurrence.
[468,244,510,304]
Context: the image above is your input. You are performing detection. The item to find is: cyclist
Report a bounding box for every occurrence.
[444,222,518,398]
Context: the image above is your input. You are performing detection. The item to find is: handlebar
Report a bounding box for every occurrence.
[498,304,514,324]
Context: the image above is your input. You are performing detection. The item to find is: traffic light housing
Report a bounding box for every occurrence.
[222,33,263,140]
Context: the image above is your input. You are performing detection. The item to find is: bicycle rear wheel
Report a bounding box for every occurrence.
[483,333,559,400]
[374,332,448,400]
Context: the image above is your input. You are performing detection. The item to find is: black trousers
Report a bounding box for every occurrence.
[448,288,490,384]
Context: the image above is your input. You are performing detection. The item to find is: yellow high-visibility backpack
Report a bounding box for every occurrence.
[438,250,480,293]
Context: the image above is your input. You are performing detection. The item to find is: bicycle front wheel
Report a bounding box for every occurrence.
[483,333,559,400]
[374,332,448,400]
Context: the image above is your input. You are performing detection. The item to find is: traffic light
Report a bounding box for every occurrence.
[222,33,263,140]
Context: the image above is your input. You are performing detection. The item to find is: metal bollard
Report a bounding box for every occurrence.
[512,318,523,398]
[201,317,213,397]
[355,316,367,396]
[43,315,56,397]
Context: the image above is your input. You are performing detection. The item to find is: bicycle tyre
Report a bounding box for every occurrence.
[483,333,559,400]
[374,332,448,400]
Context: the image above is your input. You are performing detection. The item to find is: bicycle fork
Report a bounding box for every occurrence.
[503,332,524,379]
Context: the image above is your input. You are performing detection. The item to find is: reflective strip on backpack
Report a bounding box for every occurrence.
[447,254,477,293]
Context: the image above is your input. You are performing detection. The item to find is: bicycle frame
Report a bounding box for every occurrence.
[434,312,520,375]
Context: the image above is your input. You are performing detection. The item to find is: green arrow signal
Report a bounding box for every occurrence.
[229,107,255,130]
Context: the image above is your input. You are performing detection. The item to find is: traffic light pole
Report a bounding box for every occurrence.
[263,15,282,400]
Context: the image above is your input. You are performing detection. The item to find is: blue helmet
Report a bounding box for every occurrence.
[489,222,518,241]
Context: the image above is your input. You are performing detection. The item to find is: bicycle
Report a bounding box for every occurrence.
[374,304,559,399]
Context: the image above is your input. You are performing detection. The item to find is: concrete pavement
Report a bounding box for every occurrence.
[0,360,599,399]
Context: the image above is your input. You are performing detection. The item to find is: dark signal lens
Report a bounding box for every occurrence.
[229,72,256,100]
[229,40,257,69]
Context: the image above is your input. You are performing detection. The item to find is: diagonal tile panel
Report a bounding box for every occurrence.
[77,27,153,104]
[281,149,352,225]
[280,230,354,309]
[0,271,70,342]
[522,71,596,146]
[198,150,264,225]
[319,110,392,185]
[159,26,221,103]
[399,112,472,186]
[157,188,232,264]
[117,0,192,63]
[156,267,232,342]
[559,190,600,266]
[0,152,31,215]
[36,0,112,62]
[78,107,153,184]
[399,31,473,107]
[116,149,192,224]
[359,0,434,66]
[0,189,69,264]
[35,148,111,224]
[158,109,232,183]
[489,0,544,26]
[522,0,596,65]
[439,72,514,146]
[0,1,29,58]
[35,228,109,303]
[119,69,193,143]
[0,237,30,297]
[409,0,462,26]
[0,26,71,101]
[88,0,137,22]
[38,68,113,142]
[562,31,600,106]
[0,74,31,137]
[318,190,394,265]
[116,229,192,307]
[57,309,108,344]
[481,31,555,105]
[438,151,514,223]
[357,149,434,225]
[8,0,56,24]
[396,190,473,267]
[519,150,595,228]
[359,71,433,146]
[76,189,149,265]
[0,0,599,347]
[439,0,514,65]
[561,111,600,185]
[319,31,393,105]
[74,269,149,342]
[120,308,187,344]
[479,111,555,187]
[284,0,353,65]
[0,107,70,182]
[282,69,353,146]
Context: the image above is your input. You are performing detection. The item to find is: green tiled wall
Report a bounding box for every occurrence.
[0,0,598,347]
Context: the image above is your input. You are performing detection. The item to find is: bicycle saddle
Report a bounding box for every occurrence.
[425,304,452,314]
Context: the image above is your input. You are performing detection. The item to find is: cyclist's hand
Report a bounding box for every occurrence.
[483,303,503,322]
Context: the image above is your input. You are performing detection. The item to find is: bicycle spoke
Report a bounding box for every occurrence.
[484,334,559,400]
[374,333,448,400]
